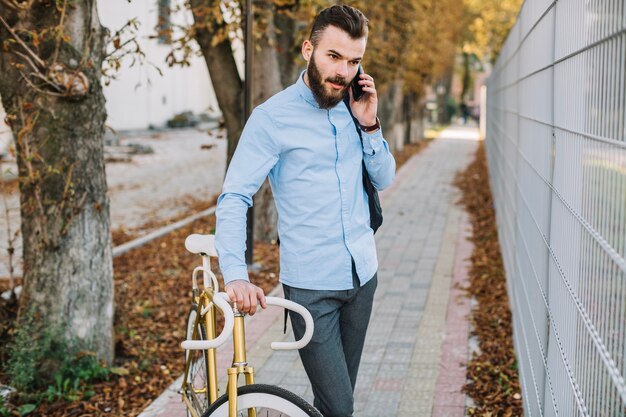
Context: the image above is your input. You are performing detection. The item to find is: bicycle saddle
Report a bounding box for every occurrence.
[185,234,218,257]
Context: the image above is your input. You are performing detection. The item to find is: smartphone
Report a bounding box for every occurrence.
[351,65,365,101]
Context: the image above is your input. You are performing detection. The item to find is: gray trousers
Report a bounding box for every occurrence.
[283,268,377,417]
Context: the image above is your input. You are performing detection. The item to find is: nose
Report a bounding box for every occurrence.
[335,61,349,80]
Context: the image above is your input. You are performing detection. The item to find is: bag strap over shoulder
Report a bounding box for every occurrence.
[342,96,383,233]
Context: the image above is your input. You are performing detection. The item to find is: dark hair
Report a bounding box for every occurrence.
[309,4,369,46]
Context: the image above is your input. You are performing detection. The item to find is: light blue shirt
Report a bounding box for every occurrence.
[215,72,396,290]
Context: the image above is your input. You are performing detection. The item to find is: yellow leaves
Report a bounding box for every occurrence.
[272,0,298,7]
[109,367,130,376]
[345,0,462,93]
[462,0,523,60]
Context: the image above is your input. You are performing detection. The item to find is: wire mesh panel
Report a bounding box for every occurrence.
[485,0,626,415]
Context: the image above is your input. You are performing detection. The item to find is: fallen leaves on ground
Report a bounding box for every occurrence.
[111,194,221,246]
[0,138,430,416]
[454,141,524,416]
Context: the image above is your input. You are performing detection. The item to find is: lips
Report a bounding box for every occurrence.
[327,81,347,91]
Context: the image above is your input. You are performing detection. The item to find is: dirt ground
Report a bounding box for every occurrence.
[0,126,227,277]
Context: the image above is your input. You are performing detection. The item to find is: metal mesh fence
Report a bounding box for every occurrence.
[484,1,626,415]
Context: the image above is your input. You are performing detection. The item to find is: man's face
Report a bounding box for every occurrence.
[302,25,367,109]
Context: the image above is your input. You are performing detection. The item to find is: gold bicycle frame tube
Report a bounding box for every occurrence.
[203,294,219,403]
[232,314,247,366]
[182,289,261,417]
[181,303,203,417]
[181,290,220,415]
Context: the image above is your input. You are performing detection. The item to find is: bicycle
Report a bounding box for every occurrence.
[180,233,323,417]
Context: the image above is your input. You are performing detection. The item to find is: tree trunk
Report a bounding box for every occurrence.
[190,0,244,167]
[460,51,471,101]
[378,79,406,153]
[436,71,454,125]
[274,3,301,88]
[250,0,283,243]
[191,0,288,243]
[0,1,114,363]
[409,96,426,144]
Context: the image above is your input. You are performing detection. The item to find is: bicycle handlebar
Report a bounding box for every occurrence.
[181,292,234,350]
[180,293,314,351]
[264,296,314,350]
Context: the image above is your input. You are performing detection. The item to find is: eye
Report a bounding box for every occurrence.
[350,61,360,66]
[329,54,338,60]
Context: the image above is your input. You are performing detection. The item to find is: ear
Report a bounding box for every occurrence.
[301,40,313,62]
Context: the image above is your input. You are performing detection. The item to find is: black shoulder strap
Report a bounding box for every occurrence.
[342,96,383,233]
[343,95,363,142]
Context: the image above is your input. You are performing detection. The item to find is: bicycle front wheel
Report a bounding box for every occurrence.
[185,305,210,417]
[202,384,322,417]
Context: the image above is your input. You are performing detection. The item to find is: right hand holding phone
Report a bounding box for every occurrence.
[349,66,379,128]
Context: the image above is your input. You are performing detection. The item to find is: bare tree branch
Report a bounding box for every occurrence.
[14,50,41,73]
[0,14,47,69]
[19,72,63,97]
[0,0,20,12]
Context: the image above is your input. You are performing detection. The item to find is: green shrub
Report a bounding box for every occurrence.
[5,312,60,393]
[6,312,109,404]
[0,396,9,417]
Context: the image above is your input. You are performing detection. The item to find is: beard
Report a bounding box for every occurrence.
[307,52,349,109]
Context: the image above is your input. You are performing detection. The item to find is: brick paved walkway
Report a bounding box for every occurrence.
[138,125,480,417]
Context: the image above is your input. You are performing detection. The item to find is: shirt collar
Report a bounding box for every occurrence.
[296,70,319,108]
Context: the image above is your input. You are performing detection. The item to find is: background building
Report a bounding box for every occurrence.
[0,0,226,154]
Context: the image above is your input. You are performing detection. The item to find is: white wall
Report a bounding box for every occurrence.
[98,0,220,130]
[0,1,225,138]
[0,101,11,156]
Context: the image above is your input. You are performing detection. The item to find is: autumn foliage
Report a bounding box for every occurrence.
[454,142,524,415]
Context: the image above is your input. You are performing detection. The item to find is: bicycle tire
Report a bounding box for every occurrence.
[202,384,322,417]
[185,305,210,417]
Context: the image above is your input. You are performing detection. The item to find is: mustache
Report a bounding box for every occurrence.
[326,77,347,86]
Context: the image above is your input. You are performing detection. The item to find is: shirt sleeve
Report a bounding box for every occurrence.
[215,108,280,283]
[361,128,396,190]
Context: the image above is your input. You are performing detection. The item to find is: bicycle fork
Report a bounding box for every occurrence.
[227,310,256,417]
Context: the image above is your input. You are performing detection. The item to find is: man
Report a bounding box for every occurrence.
[215,5,396,416]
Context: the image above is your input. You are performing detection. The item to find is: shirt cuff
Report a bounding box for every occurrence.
[221,265,250,284]
[360,128,384,156]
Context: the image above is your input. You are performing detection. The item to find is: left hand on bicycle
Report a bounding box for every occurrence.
[225,279,267,316]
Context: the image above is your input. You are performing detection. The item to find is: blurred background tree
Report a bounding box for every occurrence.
[164,0,468,240]
[458,0,523,102]
[462,0,523,62]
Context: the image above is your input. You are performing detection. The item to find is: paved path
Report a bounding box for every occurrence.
[139,125,481,417]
